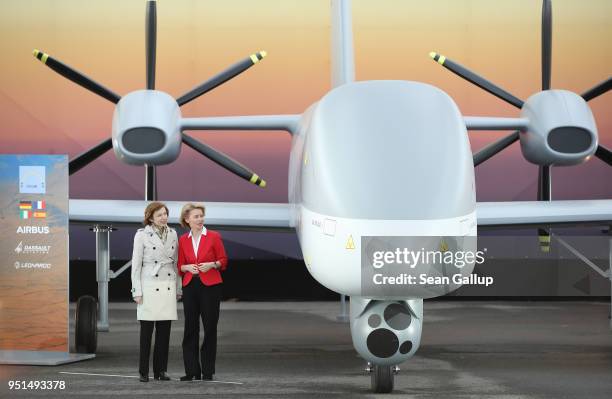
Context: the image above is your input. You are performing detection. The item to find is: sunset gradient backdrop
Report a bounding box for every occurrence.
[1,0,610,203]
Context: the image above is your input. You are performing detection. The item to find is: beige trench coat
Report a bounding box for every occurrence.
[130,224,181,321]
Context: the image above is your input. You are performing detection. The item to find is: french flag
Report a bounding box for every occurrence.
[34,200,46,210]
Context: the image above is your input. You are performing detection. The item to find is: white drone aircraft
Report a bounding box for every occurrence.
[32,0,611,393]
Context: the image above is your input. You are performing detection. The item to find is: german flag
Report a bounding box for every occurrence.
[19,201,32,210]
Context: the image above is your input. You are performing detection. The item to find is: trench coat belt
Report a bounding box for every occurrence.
[150,261,174,277]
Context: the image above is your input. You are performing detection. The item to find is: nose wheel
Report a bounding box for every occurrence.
[366,362,399,393]
[75,295,98,353]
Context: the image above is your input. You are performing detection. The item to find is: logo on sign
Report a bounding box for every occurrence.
[19,165,46,194]
[14,241,51,255]
[14,261,52,270]
[16,226,50,234]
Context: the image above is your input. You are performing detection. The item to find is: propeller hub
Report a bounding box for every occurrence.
[519,90,598,166]
[112,90,182,165]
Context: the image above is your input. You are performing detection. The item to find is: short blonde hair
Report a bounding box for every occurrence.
[143,202,169,226]
[180,202,206,228]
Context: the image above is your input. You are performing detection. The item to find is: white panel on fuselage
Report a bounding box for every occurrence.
[299,206,477,298]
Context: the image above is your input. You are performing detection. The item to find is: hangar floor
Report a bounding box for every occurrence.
[1,301,611,398]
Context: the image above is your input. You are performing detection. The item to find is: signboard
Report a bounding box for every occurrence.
[0,155,69,354]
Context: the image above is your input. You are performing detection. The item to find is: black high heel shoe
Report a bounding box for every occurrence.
[139,373,149,382]
[179,374,201,381]
[154,371,171,381]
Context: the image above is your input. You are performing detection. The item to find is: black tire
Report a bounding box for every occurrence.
[75,295,98,353]
[371,364,394,393]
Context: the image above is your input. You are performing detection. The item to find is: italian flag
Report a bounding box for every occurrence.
[20,210,31,219]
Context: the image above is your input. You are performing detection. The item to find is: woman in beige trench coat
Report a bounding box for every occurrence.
[131,201,182,382]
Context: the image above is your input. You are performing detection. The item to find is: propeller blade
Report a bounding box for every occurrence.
[145,164,157,201]
[429,52,524,109]
[594,144,612,166]
[176,51,267,106]
[146,0,157,90]
[69,138,113,175]
[181,133,267,187]
[538,228,551,253]
[541,0,552,90]
[473,131,520,166]
[537,165,552,201]
[33,50,121,104]
[536,166,551,254]
[581,77,611,102]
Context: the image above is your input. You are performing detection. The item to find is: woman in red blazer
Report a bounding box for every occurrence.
[177,202,228,381]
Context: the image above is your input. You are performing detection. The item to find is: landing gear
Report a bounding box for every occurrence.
[75,295,98,353]
[366,362,399,393]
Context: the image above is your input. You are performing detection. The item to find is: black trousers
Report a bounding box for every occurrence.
[139,320,171,376]
[182,277,222,377]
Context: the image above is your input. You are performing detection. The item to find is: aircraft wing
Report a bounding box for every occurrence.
[70,199,612,230]
[69,200,293,231]
[476,200,612,228]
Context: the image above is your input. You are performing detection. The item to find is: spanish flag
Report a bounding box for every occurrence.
[33,211,47,219]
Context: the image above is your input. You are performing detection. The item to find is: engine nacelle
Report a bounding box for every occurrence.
[519,90,598,166]
[350,297,423,366]
[112,90,182,165]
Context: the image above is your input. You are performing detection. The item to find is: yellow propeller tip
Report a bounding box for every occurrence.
[260,180,267,188]
[32,49,39,57]
[260,50,267,58]
[429,51,437,59]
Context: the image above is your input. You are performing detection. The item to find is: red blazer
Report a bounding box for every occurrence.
[177,229,228,287]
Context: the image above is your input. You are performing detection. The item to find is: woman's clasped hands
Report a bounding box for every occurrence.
[181,262,216,274]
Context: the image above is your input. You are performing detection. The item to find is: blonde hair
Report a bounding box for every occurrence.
[143,202,169,226]
[180,203,206,228]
